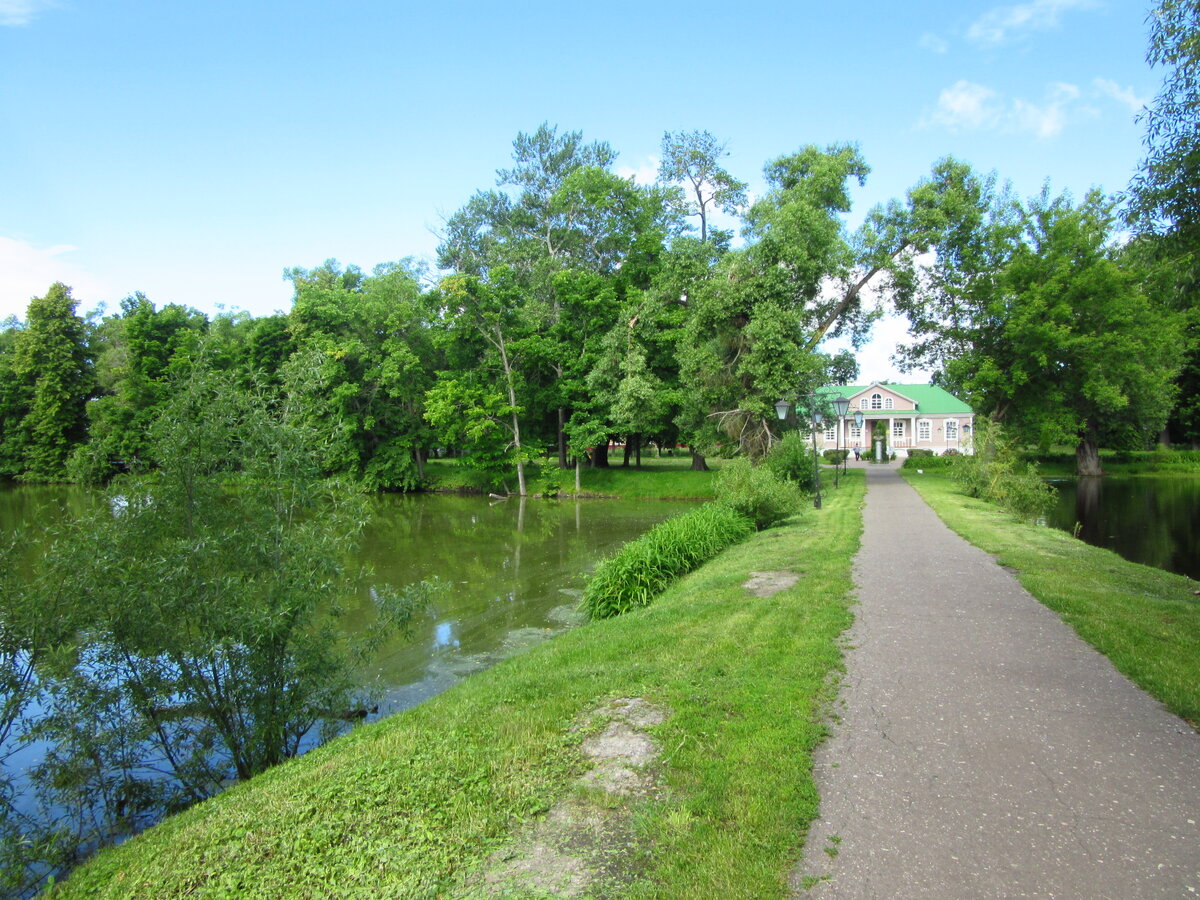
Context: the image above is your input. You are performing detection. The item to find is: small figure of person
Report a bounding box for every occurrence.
[853,444,861,461]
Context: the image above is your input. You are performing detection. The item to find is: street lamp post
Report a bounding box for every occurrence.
[775,397,822,509]
[853,411,865,463]
[832,396,850,488]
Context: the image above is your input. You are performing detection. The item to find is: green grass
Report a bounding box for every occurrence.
[425,455,722,500]
[50,471,865,899]
[903,470,1200,725]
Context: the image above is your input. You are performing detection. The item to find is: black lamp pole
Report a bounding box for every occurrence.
[775,397,822,509]
[832,396,850,487]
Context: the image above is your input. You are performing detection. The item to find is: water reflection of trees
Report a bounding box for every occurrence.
[1055,477,1200,579]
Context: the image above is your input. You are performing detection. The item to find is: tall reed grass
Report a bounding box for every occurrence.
[582,503,753,620]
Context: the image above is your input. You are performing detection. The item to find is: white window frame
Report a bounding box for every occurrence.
[892,420,905,439]
[884,397,894,409]
[849,423,862,441]
[917,419,931,441]
[870,393,882,410]
[824,425,837,442]
[945,419,959,440]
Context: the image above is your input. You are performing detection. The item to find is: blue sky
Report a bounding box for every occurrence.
[0,0,1159,379]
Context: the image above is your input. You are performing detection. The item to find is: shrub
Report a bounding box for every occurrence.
[766,432,816,492]
[714,457,804,530]
[952,418,1053,522]
[901,455,956,470]
[582,504,753,620]
[822,448,849,462]
[907,448,935,458]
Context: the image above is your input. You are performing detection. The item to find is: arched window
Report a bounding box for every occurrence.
[870,393,882,410]
[884,397,894,409]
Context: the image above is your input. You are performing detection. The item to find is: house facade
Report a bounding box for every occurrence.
[815,383,974,457]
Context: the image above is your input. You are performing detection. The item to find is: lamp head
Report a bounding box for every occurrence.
[774,399,791,421]
[833,396,850,418]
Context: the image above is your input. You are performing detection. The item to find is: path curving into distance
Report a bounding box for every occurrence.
[794,462,1200,898]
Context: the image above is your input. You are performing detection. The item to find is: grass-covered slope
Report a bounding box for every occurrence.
[52,473,864,899]
[904,470,1200,725]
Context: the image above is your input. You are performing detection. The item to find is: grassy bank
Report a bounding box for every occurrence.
[1028,448,1200,477]
[903,470,1200,725]
[425,456,721,499]
[51,473,864,899]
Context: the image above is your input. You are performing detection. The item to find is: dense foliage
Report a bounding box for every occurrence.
[3,94,1195,484]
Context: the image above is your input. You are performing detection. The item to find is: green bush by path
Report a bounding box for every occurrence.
[904,470,1200,726]
[48,473,866,900]
[582,503,754,620]
[765,432,817,492]
[713,457,804,530]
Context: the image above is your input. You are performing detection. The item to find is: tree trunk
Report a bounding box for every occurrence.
[575,457,581,494]
[1074,433,1103,477]
[634,433,642,467]
[593,442,609,468]
[622,440,632,467]
[689,449,709,472]
[558,407,568,469]
[494,325,527,496]
[414,447,425,480]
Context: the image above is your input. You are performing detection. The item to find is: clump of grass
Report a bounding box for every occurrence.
[582,503,753,620]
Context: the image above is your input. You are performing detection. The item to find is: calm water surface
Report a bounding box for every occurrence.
[1044,476,1200,580]
[0,486,694,716]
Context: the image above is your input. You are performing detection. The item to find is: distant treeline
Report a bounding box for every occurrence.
[2,114,1197,490]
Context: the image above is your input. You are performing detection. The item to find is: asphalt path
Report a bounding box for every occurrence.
[793,462,1200,898]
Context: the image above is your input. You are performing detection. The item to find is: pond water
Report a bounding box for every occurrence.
[0,486,694,718]
[1044,476,1200,580]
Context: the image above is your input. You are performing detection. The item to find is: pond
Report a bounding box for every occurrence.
[0,486,695,717]
[1043,476,1200,580]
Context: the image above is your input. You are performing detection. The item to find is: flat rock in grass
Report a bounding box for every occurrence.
[743,570,800,597]
[473,698,668,898]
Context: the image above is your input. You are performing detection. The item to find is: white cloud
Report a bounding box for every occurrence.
[1092,77,1149,115]
[616,155,660,187]
[926,80,1003,131]
[0,238,113,320]
[923,79,1085,139]
[919,33,950,54]
[967,0,1094,46]
[0,0,56,26]
[1012,81,1081,138]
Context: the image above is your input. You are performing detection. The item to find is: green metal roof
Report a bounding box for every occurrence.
[817,383,973,415]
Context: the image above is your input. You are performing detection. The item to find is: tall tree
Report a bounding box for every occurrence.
[284,259,435,490]
[657,129,748,243]
[678,145,882,459]
[8,284,93,481]
[899,183,1184,475]
[1129,0,1200,446]
[437,125,670,474]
